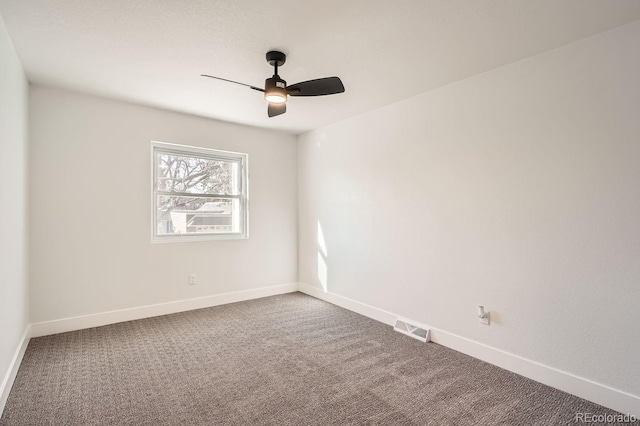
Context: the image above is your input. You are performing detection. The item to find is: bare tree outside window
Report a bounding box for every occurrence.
[157,153,234,210]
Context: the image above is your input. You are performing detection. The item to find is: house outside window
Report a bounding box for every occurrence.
[151,141,248,242]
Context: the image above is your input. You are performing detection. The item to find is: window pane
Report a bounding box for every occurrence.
[157,196,241,235]
[156,153,239,195]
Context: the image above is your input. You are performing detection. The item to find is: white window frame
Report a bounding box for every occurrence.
[151,141,249,243]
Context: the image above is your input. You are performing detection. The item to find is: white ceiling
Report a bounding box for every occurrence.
[1,1,640,134]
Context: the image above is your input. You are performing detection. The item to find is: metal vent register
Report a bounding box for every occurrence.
[394,318,430,343]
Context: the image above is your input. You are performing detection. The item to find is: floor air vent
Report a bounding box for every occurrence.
[394,318,430,343]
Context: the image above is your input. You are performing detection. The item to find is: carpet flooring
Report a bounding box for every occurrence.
[0,293,633,425]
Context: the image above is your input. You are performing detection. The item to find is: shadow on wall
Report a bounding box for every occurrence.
[317,221,328,292]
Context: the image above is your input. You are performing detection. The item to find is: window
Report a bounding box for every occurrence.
[151,141,248,242]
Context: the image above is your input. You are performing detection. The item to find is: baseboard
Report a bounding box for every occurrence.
[297,283,640,417]
[31,283,298,338]
[298,283,397,326]
[0,325,31,415]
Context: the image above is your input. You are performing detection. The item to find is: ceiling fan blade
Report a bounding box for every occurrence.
[287,77,345,96]
[268,103,286,118]
[201,74,264,92]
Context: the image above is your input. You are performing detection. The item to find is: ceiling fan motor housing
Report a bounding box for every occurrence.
[264,76,287,103]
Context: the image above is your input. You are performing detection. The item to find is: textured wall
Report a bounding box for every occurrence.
[298,21,640,396]
[29,86,298,322]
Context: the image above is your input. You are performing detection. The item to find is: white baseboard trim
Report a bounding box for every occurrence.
[298,283,397,326]
[31,283,298,338]
[297,283,640,417]
[1,325,31,416]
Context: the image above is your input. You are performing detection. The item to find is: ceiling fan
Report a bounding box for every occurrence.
[202,51,345,118]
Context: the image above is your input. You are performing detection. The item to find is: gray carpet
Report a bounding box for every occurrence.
[0,293,633,425]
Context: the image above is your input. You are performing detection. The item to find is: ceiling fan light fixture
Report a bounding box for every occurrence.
[265,92,287,103]
[264,76,287,104]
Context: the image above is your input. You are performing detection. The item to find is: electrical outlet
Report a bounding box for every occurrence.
[480,312,490,325]
[189,274,197,285]
[478,306,490,325]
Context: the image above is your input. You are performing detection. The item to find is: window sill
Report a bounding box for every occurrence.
[151,233,249,244]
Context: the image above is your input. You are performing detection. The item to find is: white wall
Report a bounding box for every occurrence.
[0,14,29,405]
[29,86,297,323]
[299,20,640,399]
